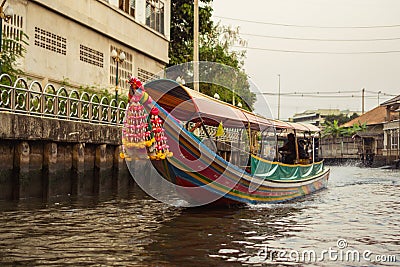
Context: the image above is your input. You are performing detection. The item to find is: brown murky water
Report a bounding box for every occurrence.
[0,166,399,266]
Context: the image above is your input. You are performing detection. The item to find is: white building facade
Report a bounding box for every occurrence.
[5,0,170,94]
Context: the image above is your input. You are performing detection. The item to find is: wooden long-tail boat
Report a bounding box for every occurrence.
[122,78,330,206]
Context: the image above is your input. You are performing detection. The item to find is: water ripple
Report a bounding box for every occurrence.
[0,166,399,266]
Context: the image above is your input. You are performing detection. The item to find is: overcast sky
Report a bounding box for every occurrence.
[211,0,400,120]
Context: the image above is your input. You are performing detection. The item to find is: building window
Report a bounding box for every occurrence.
[119,0,135,18]
[391,129,399,150]
[3,15,24,55]
[109,46,133,91]
[145,0,164,34]
[80,45,104,68]
[34,27,67,55]
[138,67,159,83]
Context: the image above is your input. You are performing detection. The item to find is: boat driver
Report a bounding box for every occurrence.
[278,133,297,164]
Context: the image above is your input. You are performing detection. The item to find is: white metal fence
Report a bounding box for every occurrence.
[0,74,126,126]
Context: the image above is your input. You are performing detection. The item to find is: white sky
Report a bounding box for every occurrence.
[211,0,400,120]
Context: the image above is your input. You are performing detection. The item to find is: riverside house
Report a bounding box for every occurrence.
[320,95,400,167]
[381,95,400,166]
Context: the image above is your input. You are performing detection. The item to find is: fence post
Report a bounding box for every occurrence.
[10,84,15,111]
[116,104,120,126]
[54,92,59,118]
[88,101,92,123]
[40,88,44,114]
[67,94,71,120]
[78,98,82,121]
[26,87,30,114]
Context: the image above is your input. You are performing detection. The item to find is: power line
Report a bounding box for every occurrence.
[258,92,397,98]
[240,32,400,42]
[234,45,400,54]
[259,94,396,99]
[365,90,396,96]
[215,15,400,29]
[262,90,361,94]
[256,89,396,95]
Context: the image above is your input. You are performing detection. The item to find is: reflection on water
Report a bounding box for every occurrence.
[0,166,399,266]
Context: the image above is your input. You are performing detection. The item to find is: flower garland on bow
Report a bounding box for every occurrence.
[121,77,172,160]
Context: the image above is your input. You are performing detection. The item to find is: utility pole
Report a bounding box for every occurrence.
[378,91,381,106]
[277,74,281,120]
[362,88,365,114]
[193,0,199,92]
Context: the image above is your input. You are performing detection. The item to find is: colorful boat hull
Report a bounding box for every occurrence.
[145,103,330,205]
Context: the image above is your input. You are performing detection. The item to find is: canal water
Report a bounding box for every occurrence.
[0,165,399,266]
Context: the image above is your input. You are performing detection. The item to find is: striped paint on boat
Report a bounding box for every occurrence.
[133,88,330,205]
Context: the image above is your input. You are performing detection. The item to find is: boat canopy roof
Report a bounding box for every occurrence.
[144,79,320,133]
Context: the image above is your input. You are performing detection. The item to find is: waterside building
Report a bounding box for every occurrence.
[320,95,400,167]
[290,109,360,127]
[381,95,400,165]
[5,0,170,94]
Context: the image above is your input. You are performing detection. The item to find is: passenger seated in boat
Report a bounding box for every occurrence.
[298,139,308,159]
[279,134,307,164]
[279,133,296,164]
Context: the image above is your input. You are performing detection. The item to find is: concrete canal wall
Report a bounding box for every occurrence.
[0,112,132,201]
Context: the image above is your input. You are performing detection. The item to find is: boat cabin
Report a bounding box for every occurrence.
[144,79,322,171]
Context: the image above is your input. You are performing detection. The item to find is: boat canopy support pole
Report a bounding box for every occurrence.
[312,136,315,163]
[248,122,252,154]
[294,130,299,163]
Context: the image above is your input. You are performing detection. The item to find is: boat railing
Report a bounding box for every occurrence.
[185,120,322,170]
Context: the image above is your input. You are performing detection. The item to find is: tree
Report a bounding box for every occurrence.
[323,120,346,138]
[342,122,367,136]
[324,113,359,126]
[169,0,256,110]
[323,112,366,137]
[1,32,28,79]
[323,119,367,138]
[169,0,213,66]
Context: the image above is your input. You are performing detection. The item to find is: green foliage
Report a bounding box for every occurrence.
[323,113,363,137]
[169,0,256,110]
[324,113,359,126]
[1,31,28,79]
[323,119,367,138]
[197,24,255,111]
[342,122,367,136]
[349,112,360,121]
[323,120,345,138]
[169,0,213,66]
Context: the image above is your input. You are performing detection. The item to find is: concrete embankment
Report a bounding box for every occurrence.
[0,112,133,201]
